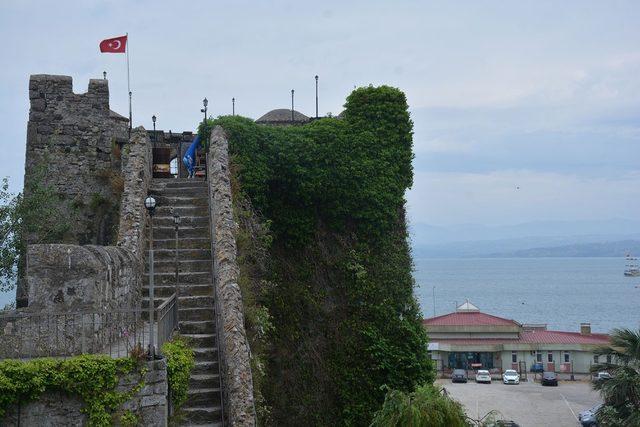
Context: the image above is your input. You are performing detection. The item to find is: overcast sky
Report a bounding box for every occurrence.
[1,0,638,229]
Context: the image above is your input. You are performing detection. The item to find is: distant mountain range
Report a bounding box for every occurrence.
[487,240,640,258]
[409,219,640,258]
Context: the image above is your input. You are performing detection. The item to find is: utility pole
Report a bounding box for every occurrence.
[291,89,295,122]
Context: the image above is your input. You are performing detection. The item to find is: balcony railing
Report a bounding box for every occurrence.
[0,294,178,360]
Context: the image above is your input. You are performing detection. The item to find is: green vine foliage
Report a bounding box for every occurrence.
[0,354,142,426]
[162,336,195,411]
[206,85,434,426]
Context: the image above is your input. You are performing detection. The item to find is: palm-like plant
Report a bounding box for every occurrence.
[591,328,640,426]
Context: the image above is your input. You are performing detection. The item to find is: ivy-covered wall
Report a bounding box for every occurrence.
[0,356,167,426]
[206,85,433,426]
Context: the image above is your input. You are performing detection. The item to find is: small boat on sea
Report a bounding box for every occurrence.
[624,254,640,277]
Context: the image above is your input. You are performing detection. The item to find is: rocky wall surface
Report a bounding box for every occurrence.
[0,244,143,357]
[118,127,152,257]
[1,359,168,427]
[26,244,139,313]
[24,74,129,245]
[207,125,257,426]
[18,74,130,307]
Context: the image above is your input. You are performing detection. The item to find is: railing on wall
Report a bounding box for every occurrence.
[0,294,178,360]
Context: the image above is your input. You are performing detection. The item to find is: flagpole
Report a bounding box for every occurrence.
[126,32,132,137]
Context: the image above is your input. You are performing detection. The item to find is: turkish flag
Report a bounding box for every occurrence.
[99,35,127,53]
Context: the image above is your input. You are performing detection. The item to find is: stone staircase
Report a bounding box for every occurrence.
[144,178,223,426]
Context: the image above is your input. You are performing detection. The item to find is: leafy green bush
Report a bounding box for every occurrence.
[207,85,433,425]
[0,354,142,426]
[162,335,195,411]
[370,384,469,427]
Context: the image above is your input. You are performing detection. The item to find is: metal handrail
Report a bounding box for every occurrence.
[0,297,179,360]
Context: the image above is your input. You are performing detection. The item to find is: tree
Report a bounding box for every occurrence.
[0,167,71,293]
[592,328,640,426]
[370,384,469,427]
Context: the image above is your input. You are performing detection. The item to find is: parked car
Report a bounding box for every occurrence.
[530,362,544,373]
[593,371,611,383]
[451,369,468,383]
[541,371,558,386]
[502,369,520,384]
[475,369,492,383]
[578,403,602,426]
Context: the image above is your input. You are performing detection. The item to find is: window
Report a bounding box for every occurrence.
[547,351,553,363]
[511,351,517,363]
[594,355,599,364]
[563,351,570,363]
[536,351,542,363]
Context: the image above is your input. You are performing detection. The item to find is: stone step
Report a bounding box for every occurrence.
[193,347,218,362]
[181,407,223,424]
[182,333,217,347]
[155,205,209,217]
[144,271,212,286]
[184,388,222,408]
[153,194,209,207]
[147,259,211,274]
[147,248,211,261]
[149,187,208,197]
[152,226,209,240]
[143,284,213,298]
[179,307,215,322]
[183,422,223,427]
[192,360,219,375]
[177,295,215,309]
[152,178,207,188]
[189,374,220,389]
[179,320,215,335]
[153,216,209,228]
[152,237,210,250]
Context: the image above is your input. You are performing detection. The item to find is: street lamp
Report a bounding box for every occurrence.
[315,75,319,119]
[152,115,157,143]
[232,97,235,116]
[103,71,107,80]
[144,195,157,357]
[291,89,295,122]
[201,98,208,122]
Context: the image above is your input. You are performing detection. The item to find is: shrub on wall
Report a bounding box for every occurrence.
[162,335,195,412]
[206,85,433,425]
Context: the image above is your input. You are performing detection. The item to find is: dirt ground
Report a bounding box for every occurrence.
[435,378,601,427]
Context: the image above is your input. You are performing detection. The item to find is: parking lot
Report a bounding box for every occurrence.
[436,378,601,426]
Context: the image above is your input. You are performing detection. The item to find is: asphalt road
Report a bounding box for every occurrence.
[435,378,601,427]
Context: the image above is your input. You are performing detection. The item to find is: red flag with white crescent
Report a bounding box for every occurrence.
[99,35,127,53]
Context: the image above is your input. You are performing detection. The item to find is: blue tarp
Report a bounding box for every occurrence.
[182,135,200,177]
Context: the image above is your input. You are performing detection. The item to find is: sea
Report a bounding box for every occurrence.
[414,257,640,334]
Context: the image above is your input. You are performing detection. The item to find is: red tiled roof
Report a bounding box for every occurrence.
[430,338,515,345]
[423,311,519,327]
[429,331,609,346]
[520,330,609,345]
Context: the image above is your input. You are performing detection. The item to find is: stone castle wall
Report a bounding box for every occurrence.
[1,359,168,427]
[18,74,131,307]
[207,125,257,425]
[25,74,129,245]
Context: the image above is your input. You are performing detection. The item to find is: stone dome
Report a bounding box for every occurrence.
[256,109,309,124]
